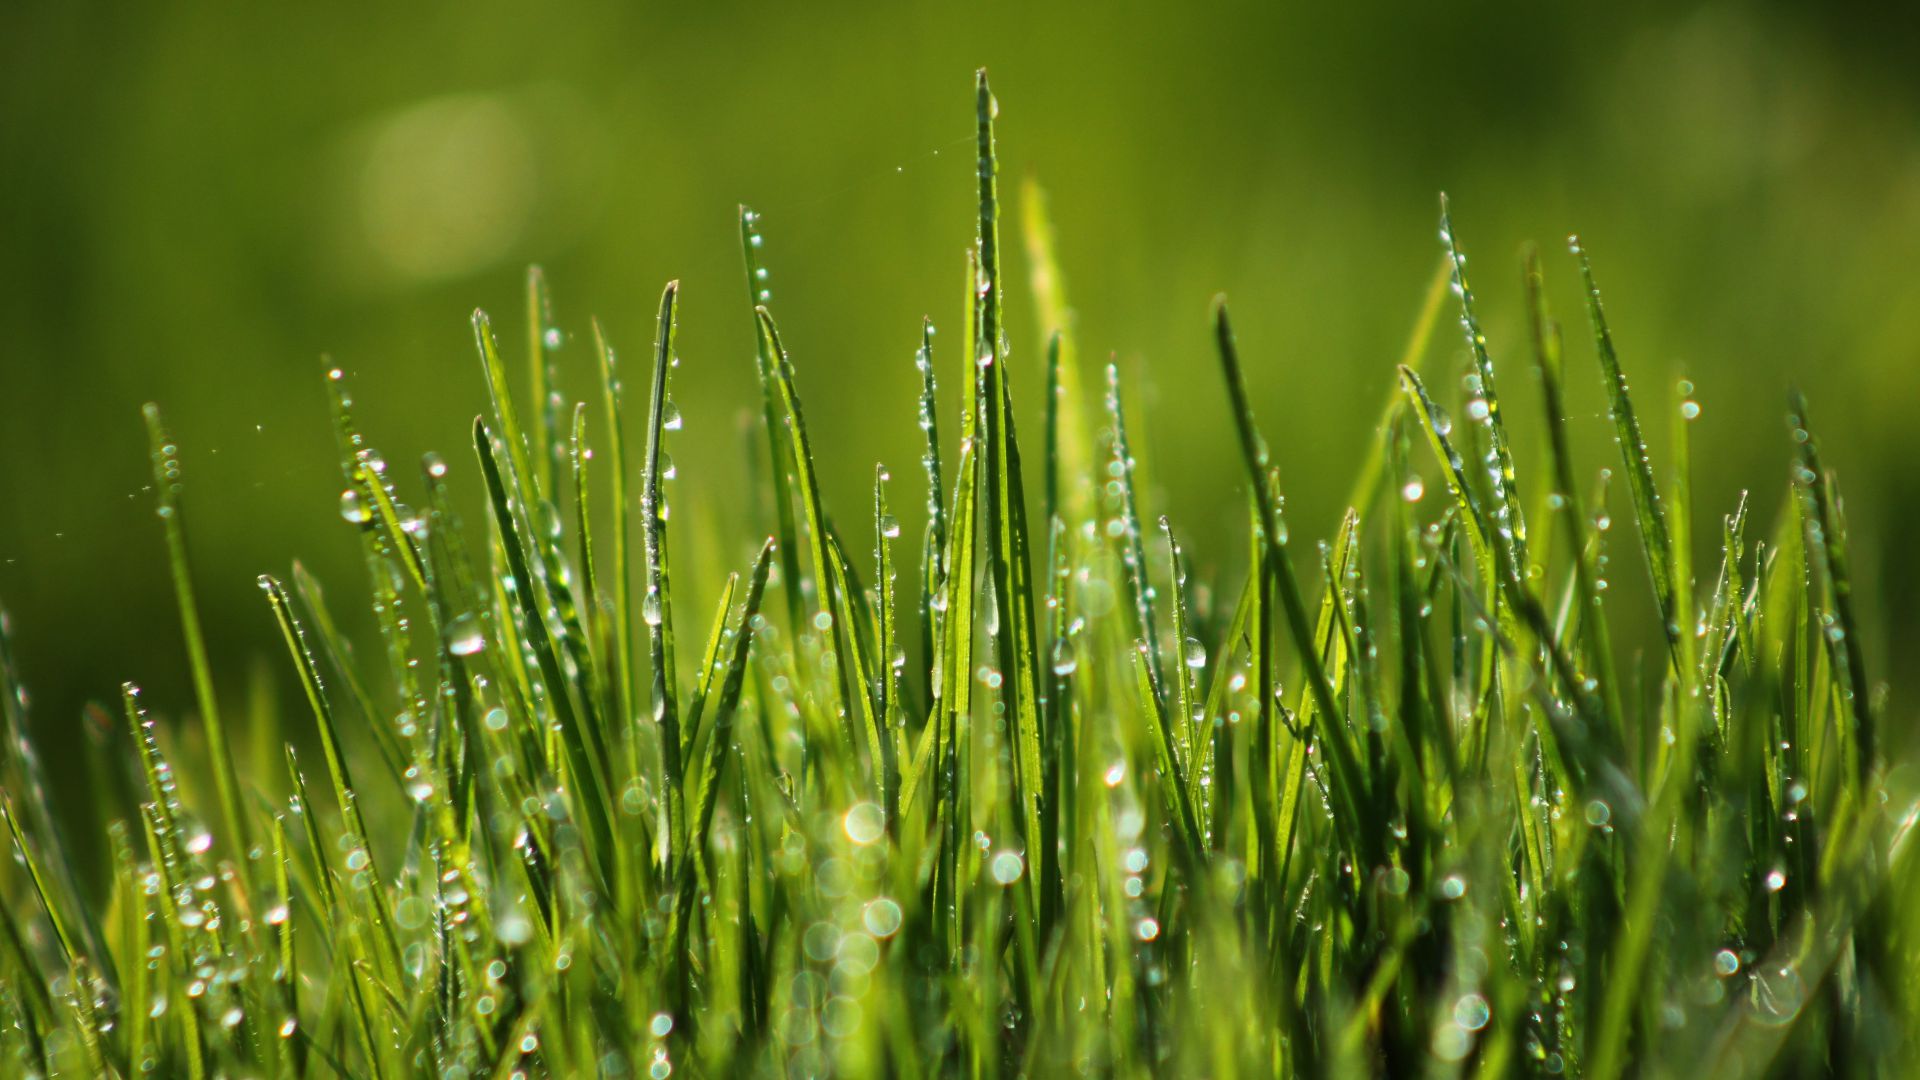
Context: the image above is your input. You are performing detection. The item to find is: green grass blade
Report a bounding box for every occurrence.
[1572,237,1680,665]
[1787,390,1874,782]
[143,405,252,860]
[1212,300,1373,868]
[472,420,617,887]
[641,282,686,872]
[592,318,638,739]
[740,207,808,634]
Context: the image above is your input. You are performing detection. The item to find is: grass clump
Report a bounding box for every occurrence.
[1,71,1915,1078]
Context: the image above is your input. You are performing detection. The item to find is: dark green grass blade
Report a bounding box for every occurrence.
[754,306,871,785]
[473,421,617,888]
[914,318,946,716]
[1212,300,1373,868]
[641,282,686,871]
[526,266,560,498]
[975,69,1049,921]
[1787,390,1873,782]
[1525,247,1625,735]
[1572,237,1680,666]
[591,319,638,740]
[1438,197,1530,575]
[144,405,252,860]
[1105,363,1168,710]
[740,207,807,634]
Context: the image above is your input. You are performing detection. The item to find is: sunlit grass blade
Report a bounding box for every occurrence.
[1212,299,1373,868]
[1438,197,1530,573]
[641,281,687,873]
[740,206,808,634]
[592,318,638,738]
[143,404,252,861]
[1787,390,1874,782]
[1573,237,1680,667]
[472,420,616,887]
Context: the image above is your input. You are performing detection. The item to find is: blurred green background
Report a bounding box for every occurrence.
[4,1,1919,743]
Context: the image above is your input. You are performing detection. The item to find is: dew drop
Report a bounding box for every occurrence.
[1051,637,1078,677]
[447,613,485,657]
[989,851,1024,885]
[339,489,371,524]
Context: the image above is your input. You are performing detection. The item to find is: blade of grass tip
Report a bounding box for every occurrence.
[527,266,561,497]
[823,526,888,807]
[290,561,407,788]
[1669,378,1701,729]
[1160,517,1202,811]
[875,466,904,821]
[570,402,607,717]
[1787,390,1872,785]
[933,379,980,960]
[754,307,868,776]
[1105,363,1167,706]
[683,573,740,777]
[592,319,638,740]
[642,282,687,873]
[915,318,946,715]
[473,420,617,888]
[144,405,252,860]
[473,308,545,524]
[355,457,429,597]
[1525,247,1624,736]
[740,206,807,634]
[976,68,1049,921]
[1212,301,1374,866]
[682,541,775,912]
[1572,236,1680,668]
[1438,196,1530,574]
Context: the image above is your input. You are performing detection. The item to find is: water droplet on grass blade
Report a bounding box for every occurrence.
[1051,637,1078,676]
[448,613,485,657]
[339,489,371,524]
[989,851,1024,885]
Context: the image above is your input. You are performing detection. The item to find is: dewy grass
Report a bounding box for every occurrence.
[0,71,1915,1078]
